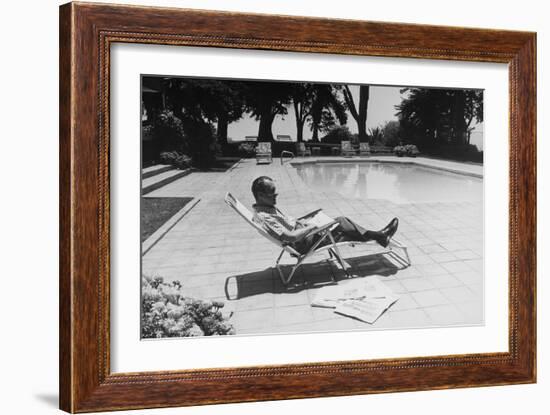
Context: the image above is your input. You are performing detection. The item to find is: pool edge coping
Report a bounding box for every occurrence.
[289,157,483,179]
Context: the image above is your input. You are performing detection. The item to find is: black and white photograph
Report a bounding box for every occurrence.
[4,0,545,414]
[140,76,484,338]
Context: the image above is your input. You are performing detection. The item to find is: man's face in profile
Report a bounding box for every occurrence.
[257,180,278,207]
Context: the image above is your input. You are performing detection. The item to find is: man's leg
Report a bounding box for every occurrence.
[333,216,398,247]
[293,216,398,253]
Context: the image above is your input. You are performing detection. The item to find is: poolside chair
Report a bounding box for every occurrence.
[341,141,356,157]
[296,142,312,157]
[256,142,272,164]
[359,142,371,157]
[224,192,411,286]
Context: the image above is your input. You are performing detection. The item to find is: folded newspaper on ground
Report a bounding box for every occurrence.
[311,276,399,324]
[334,296,399,324]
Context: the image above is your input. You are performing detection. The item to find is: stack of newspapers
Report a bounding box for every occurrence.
[310,276,399,324]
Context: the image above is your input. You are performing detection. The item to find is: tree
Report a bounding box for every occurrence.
[212,81,247,146]
[321,126,353,144]
[243,82,293,141]
[162,79,246,146]
[381,120,401,147]
[463,90,484,144]
[397,88,484,148]
[342,85,370,143]
[291,83,315,143]
[308,85,348,142]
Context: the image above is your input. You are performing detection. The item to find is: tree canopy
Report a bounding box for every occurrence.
[243,81,294,142]
[396,88,483,148]
[162,78,247,145]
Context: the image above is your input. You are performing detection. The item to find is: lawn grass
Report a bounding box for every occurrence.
[141,197,193,242]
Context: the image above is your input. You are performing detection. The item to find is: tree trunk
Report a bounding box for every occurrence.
[293,102,304,142]
[453,92,467,145]
[311,124,319,142]
[358,85,369,144]
[217,114,229,146]
[358,123,367,144]
[296,125,303,142]
[258,111,275,141]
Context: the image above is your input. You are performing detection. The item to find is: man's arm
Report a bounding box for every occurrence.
[255,210,317,244]
[278,224,317,244]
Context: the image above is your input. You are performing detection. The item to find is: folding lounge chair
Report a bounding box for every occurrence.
[224,192,411,286]
[359,142,371,157]
[256,142,272,164]
[341,140,356,157]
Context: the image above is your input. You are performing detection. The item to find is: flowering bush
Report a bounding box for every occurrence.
[393,145,406,157]
[404,144,420,157]
[142,276,235,338]
[394,144,419,157]
[159,151,192,169]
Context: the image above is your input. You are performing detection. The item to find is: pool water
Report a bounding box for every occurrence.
[294,162,483,204]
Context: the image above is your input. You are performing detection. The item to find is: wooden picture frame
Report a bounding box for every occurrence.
[59,2,536,412]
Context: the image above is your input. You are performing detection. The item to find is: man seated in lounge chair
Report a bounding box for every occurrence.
[251,176,399,254]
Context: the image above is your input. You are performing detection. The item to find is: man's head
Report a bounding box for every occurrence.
[252,176,278,207]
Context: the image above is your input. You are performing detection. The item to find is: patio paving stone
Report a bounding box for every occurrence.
[141,157,484,336]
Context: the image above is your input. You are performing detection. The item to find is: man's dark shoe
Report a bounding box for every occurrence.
[377,217,399,247]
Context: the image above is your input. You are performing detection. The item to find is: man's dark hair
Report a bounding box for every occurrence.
[251,176,274,199]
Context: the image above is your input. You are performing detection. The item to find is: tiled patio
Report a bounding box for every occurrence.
[143,156,483,335]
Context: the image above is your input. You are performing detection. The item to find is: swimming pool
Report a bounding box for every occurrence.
[293,161,483,204]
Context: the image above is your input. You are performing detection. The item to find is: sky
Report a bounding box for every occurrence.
[227,84,484,149]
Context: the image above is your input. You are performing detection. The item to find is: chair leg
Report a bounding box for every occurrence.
[327,234,352,277]
[275,249,306,286]
[388,239,411,267]
[276,263,300,286]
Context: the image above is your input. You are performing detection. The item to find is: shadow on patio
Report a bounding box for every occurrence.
[224,253,402,300]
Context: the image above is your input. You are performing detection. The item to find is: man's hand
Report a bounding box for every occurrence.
[281,223,318,243]
[295,218,309,227]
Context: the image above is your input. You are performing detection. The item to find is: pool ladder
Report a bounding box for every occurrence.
[280,150,294,165]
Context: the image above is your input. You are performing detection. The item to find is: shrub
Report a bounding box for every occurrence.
[142,124,154,141]
[367,127,384,144]
[174,153,192,169]
[141,276,235,338]
[159,151,178,165]
[181,120,217,167]
[404,144,420,157]
[159,151,192,169]
[393,145,406,157]
[394,144,419,157]
[153,110,186,152]
[381,121,401,147]
[321,126,353,144]
[238,143,256,158]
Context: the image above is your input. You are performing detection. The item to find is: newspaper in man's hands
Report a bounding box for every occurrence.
[304,211,335,228]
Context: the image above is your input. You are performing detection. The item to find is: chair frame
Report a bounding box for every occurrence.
[296,142,312,157]
[225,193,411,286]
[341,140,356,157]
[359,142,371,157]
[256,142,272,164]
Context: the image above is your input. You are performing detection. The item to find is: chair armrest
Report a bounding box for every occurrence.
[297,208,323,220]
